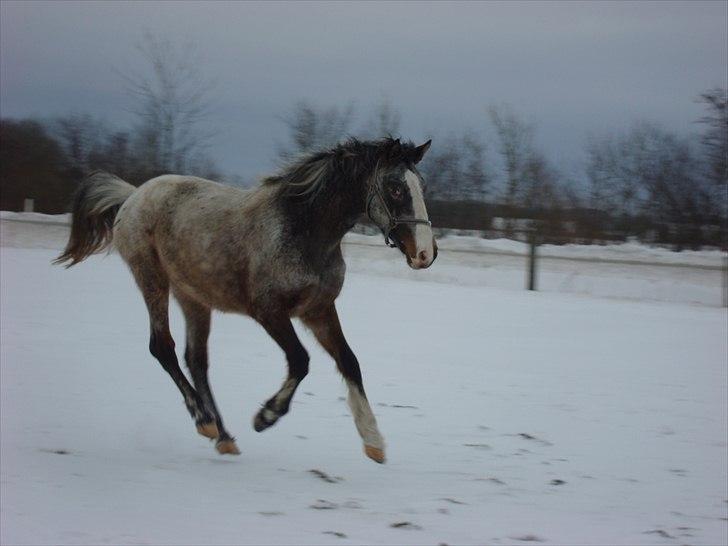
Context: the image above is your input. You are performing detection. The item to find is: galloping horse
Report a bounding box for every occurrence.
[56,138,436,463]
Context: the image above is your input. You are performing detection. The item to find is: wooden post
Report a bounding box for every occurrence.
[528,227,538,291]
[723,255,727,308]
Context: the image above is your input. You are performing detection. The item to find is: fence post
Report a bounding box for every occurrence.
[723,255,727,308]
[23,198,34,212]
[527,227,538,291]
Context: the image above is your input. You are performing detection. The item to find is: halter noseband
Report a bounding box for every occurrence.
[366,179,432,248]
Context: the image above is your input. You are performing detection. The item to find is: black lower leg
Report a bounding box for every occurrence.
[184,344,233,442]
[254,375,302,432]
[253,316,309,432]
[149,331,210,424]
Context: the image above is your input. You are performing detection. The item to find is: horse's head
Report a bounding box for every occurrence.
[367,139,437,270]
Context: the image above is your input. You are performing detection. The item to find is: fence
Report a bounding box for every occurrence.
[464,225,726,304]
[2,212,727,307]
[349,222,727,307]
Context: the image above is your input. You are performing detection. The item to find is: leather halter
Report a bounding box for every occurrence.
[366,178,432,248]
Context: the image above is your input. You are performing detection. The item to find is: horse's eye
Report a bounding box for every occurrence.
[389,186,403,199]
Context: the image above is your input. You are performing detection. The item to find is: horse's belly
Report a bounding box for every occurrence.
[160,252,252,313]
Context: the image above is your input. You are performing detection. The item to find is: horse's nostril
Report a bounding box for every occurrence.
[418,250,428,262]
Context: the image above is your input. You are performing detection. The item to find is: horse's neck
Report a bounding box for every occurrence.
[284,184,365,255]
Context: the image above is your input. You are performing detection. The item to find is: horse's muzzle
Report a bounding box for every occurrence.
[407,238,437,270]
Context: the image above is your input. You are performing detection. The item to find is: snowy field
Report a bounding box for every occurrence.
[1,217,727,545]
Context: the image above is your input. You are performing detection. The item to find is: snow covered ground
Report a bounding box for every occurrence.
[1,218,727,545]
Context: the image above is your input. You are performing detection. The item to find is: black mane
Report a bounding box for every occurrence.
[263,137,421,203]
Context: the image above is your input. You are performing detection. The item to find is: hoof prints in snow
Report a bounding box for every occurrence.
[377,402,419,409]
[309,499,338,510]
[390,521,422,530]
[39,448,71,455]
[463,442,492,450]
[308,469,343,483]
[475,476,507,485]
[510,534,546,542]
[309,498,363,511]
[439,497,467,505]
[644,529,675,539]
[322,531,347,538]
[517,433,553,446]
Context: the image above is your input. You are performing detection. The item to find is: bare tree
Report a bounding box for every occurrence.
[586,122,713,248]
[419,131,490,201]
[697,88,727,187]
[47,114,107,175]
[520,152,561,210]
[276,100,356,163]
[488,104,535,211]
[364,95,401,138]
[696,88,727,232]
[122,32,216,176]
[460,133,490,200]
[487,104,567,236]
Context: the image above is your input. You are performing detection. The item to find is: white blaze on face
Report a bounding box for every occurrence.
[404,169,434,267]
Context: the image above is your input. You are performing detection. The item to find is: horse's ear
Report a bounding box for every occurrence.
[410,139,432,164]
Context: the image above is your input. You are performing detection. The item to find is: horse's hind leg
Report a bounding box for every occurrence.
[128,258,212,437]
[175,290,239,455]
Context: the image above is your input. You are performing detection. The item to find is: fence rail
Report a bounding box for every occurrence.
[3,213,727,306]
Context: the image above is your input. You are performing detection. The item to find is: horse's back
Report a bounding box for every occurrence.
[116,175,251,244]
[119,174,245,218]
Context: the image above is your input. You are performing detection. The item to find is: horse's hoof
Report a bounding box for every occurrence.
[216,438,240,455]
[196,421,219,440]
[364,445,386,464]
[253,407,279,432]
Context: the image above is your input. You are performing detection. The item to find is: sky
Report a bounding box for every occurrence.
[1,1,726,182]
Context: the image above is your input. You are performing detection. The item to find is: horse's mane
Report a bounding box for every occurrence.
[263,137,420,203]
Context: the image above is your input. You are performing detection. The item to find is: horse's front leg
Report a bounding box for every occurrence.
[302,304,386,464]
[252,313,309,432]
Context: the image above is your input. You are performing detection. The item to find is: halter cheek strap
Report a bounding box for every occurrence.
[366,181,432,248]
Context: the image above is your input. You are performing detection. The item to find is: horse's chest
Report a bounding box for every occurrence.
[284,261,345,317]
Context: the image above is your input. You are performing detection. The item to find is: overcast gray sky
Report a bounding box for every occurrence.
[1,1,726,181]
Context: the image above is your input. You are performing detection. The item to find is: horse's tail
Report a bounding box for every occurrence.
[54,171,136,267]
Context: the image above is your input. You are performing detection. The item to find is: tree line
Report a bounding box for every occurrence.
[1,33,221,214]
[275,91,726,249]
[0,34,725,249]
